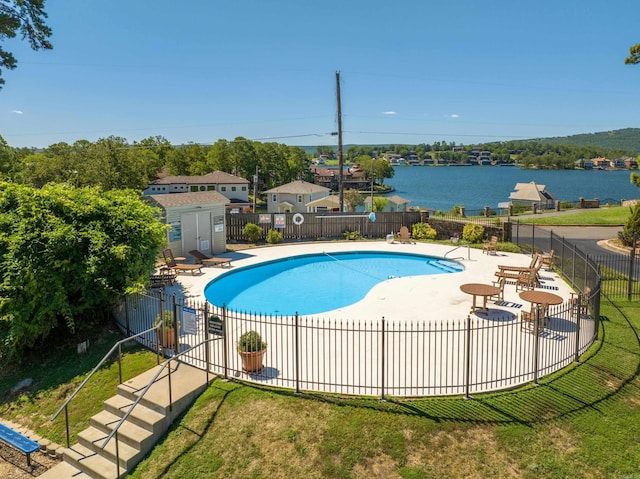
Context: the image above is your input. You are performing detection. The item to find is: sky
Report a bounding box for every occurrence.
[1,0,639,149]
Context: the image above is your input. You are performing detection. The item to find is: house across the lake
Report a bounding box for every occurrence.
[508,181,556,209]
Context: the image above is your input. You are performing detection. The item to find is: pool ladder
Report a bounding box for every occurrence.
[444,238,471,261]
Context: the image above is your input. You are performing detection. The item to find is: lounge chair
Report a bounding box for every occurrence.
[495,259,542,289]
[482,235,498,255]
[188,250,232,268]
[150,270,177,288]
[162,249,203,275]
[497,253,540,273]
[398,226,412,244]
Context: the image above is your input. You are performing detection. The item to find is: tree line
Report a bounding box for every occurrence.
[1,135,312,191]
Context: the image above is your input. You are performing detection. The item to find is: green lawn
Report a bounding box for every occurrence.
[512,205,632,225]
[2,294,639,479]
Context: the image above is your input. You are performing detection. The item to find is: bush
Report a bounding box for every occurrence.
[242,223,263,243]
[462,223,485,243]
[618,203,640,246]
[238,330,267,352]
[266,228,283,244]
[412,222,437,240]
[344,228,361,240]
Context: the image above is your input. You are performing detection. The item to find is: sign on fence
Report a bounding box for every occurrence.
[208,316,224,336]
[182,307,198,335]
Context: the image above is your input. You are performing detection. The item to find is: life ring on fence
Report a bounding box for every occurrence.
[292,213,305,225]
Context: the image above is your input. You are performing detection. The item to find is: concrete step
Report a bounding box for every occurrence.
[117,362,209,422]
[38,460,93,479]
[103,394,166,434]
[63,443,125,479]
[90,409,155,452]
[77,425,142,470]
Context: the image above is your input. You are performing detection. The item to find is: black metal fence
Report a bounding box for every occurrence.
[114,282,599,399]
[512,222,639,301]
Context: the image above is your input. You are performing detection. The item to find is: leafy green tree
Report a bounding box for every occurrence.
[343,189,364,212]
[0,0,52,89]
[207,139,233,173]
[0,134,16,178]
[625,43,640,64]
[0,182,167,362]
[372,197,388,212]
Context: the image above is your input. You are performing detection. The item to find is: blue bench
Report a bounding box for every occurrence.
[0,423,40,467]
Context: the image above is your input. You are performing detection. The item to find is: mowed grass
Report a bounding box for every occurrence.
[1,295,638,478]
[0,329,159,446]
[127,295,640,479]
[514,205,633,225]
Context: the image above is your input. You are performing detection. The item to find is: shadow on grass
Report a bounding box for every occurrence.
[250,301,640,428]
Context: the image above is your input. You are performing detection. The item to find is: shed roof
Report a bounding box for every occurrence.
[148,191,229,208]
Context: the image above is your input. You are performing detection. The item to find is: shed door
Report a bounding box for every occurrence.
[181,212,212,256]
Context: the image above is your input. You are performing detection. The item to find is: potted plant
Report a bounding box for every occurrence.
[155,310,177,349]
[237,330,267,373]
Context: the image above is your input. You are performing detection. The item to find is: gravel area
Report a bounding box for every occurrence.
[0,441,60,478]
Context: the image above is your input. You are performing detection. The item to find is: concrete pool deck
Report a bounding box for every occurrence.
[170,240,575,322]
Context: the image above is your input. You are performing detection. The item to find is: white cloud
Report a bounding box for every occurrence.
[11,110,23,115]
[450,114,460,118]
[382,111,397,115]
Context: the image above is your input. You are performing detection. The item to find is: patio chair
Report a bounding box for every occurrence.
[515,267,540,291]
[188,250,232,268]
[398,226,412,244]
[491,276,506,302]
[570,286,591,319]
[482,235,498,255]
[162,249,203,275]
[540,249,555,270]
[521,303,548,331]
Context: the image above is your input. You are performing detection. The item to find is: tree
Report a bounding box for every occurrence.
[625,43,640,64]
[0,182,167,362]
[0,0,53,89]
[343,189,363,212]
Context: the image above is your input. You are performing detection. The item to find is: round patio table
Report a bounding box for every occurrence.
[519,290,563,325]
[459,283,500,315]
[519,290,563,307]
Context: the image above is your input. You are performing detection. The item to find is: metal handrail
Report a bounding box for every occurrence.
[99,338,216,449]
[51,326,159,422]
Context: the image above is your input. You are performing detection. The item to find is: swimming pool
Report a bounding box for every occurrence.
[204,251,463,315]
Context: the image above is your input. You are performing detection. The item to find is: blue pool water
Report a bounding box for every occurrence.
[204,251,463,316]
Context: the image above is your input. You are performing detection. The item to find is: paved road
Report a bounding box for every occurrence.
[535,225,623,258]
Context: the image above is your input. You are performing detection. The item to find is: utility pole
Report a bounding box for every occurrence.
[253,165,259,213]
[336,71,344,212]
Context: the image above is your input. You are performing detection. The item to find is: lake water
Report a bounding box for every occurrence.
[385,166,640,213]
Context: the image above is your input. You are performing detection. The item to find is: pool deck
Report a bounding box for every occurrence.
[171,240,574,322]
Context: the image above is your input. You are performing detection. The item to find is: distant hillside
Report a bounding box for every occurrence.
[533,128,640,154]
[297,129,640,156]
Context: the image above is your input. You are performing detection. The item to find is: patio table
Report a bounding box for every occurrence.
[459,283,500,315]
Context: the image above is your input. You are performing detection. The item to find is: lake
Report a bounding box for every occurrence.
[385,166,640,213]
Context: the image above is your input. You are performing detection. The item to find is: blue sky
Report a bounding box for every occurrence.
[1,0,639,149]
